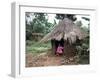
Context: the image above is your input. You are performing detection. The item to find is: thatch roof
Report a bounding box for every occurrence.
[32,33,44,36]
[40,18,87,44]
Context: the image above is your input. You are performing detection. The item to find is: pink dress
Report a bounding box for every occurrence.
[56,45,63,55]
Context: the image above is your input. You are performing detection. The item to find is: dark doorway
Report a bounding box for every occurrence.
[55,38,64,55]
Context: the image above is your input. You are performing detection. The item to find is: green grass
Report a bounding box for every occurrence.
[26,40,51,56]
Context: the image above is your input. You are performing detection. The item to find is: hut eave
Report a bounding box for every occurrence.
[39,18,88,43]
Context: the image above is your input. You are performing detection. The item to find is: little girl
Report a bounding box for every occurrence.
[56,44,64,56]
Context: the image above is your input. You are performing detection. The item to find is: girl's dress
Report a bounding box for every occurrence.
[56,45,63,55]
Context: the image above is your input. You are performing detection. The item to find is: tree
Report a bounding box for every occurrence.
[26,12,34,40]
[55,14,77,21]
[82,17,90,21]
[26,13,54,40]
[75,17,90,64]
[75,21,82,27]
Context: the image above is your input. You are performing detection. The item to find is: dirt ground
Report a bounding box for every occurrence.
[26,50,80,67]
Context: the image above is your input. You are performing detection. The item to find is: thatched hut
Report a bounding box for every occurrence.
[32,33,44,41]
[40,18,87,57]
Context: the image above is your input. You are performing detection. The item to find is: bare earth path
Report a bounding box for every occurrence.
[26,51,79,67]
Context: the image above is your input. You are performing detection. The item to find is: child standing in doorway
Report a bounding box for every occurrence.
[56,44,64,56]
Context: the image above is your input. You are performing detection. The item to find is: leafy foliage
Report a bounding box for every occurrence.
[26,13,54,40]
[55,14,77,21]
[82,17,90,21]
[75,17,90,64]
[76,36,89,64]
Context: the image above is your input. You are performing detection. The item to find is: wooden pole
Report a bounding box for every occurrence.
[51,39,56,55]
